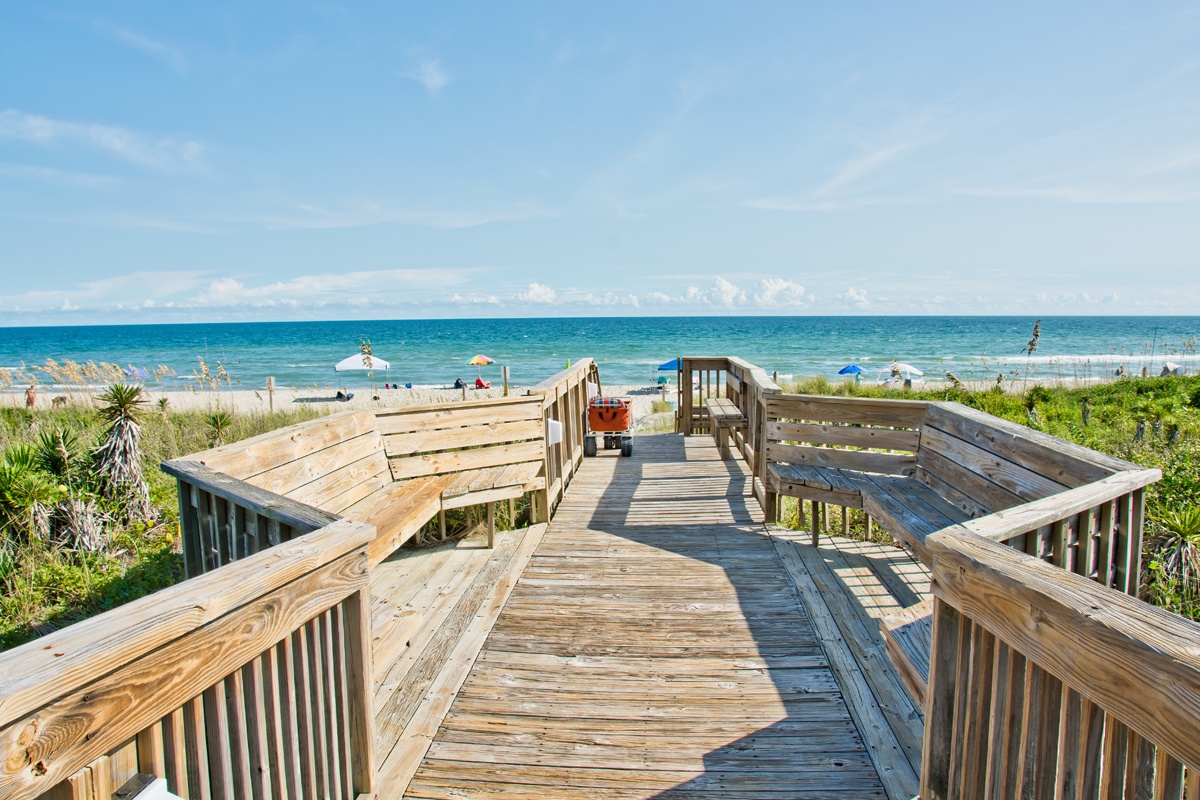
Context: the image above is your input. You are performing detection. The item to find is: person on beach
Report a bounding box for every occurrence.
[25,384,36,408]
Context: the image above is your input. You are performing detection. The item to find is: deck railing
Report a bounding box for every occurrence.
[675,356,781,508]
[528,358,597,517]
[923,530,1200,799]
[0,518,375,800]
[162,459,339,579]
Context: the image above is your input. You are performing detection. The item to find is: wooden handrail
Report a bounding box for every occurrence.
[922,529,1200,797]
[162,459,339,531]
[952,468,1160,543]
[0,518,376,800]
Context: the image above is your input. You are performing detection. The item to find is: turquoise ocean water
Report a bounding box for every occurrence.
[1,317,1197,391]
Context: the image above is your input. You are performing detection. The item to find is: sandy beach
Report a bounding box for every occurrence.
[1,382,678,430]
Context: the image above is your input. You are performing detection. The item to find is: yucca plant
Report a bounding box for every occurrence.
[206,410,233,447]
[1147,506,1200,614]
[0,447,57,542]
[93,383,153,523]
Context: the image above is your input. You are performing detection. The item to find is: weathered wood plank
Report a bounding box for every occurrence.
[768,421,921,452]
[766,442,916,476]
[0,519,371,729]
[383,419,543,457]
[388,439,546,482]
[927,529,1200,776]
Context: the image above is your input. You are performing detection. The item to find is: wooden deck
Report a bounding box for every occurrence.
[374,433,928,800]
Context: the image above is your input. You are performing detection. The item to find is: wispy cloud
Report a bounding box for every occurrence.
[0,162,120,188]
[192,268,478,306]
[92,21,187,72]
[400,59,451,95]
[813,141,918,197]
[955,186,1199,204]
[0,109,203,170]
[255,201,553,231]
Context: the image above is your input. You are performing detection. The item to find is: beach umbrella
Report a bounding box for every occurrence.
[334,354,390,372]
[658,358,681,371]
[892,362,924,377]
[838,364,864,375]
[467,354,496,380]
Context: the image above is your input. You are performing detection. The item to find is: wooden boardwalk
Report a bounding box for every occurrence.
[392,433,924,799]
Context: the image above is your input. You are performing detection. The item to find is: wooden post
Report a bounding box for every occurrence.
[438,509,446,541]
[342,587,376,796]
[508,497,516,528]
[266,376,275,413]
[811,500,820,547]
[866,514,873,539]
[486,502,495,548]
[502,365,510,397]
[842,506,850,537]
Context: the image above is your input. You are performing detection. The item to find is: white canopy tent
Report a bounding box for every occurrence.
[334,354,390,372]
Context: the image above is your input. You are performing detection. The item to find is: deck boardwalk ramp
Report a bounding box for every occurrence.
[400,434,896,799]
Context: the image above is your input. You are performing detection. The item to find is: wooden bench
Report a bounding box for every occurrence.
[761,392,1139,705]
[705,397,747,460]
[176,397,549,569]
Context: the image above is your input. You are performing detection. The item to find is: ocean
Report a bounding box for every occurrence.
[1,316,1197,391]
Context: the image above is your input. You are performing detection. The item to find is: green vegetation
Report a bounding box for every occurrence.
[777,373,1200,619]
[0,397,323,650]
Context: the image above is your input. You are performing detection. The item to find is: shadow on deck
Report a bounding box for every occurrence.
[382,433,928,800]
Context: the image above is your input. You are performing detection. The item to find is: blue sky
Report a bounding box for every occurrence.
[2,2,1199,324]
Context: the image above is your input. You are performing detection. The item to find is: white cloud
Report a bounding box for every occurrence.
[401,59,450,94]
[645,291,671,304]
[1102,292,1119,304]
[842,287,870,308]
[711,277,745,307]
[518,282,557,304]
[93,21,187,72]
[191,268,475,306]
[582,291,639,307]
[0,109,203,170]
[754,278,806,308]
[61,298,77,311]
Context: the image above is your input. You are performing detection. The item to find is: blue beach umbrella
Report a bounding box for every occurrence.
[838,364,864,375]
[658,358,681,371]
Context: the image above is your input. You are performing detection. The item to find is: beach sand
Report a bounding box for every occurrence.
[1,383,677,428]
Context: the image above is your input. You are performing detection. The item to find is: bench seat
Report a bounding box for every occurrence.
[881,599,933,708]
[343,474,455,567]
[767,463,971,564]
[705,398,747,460]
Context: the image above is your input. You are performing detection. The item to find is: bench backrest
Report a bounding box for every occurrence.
[915,402,1128,517]
[377,395,546,489]
[184,409,390,515]
[763,394,925,476]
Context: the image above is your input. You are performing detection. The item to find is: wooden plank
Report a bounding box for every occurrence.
[288,451,391,513]
[919,426,1070,501]
[388,439,546,482]
[881,600,932,708]
[924,402,1136,484]
[376,396,544,434]
[0,519,371,729]
[182,411,377,480]
[383,419,543,457]
[160,460,338,534]
[766,442,916,476]
[766,395,926,428]
[348,476,454,568]
[951,470,1159,547]
[441,484,526,512]
[768,421,920,452]
[772,537,920,800]
[927,529,1200,776]
[915,447,1026,517]
[375,525,550,791]
[242,432,384,499]
[0,545,370,800]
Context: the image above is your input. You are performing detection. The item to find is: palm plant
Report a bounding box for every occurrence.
[0,446,57,541]
[206,410,233,446]
[93,383,153,523]
[1151,505,1200,589]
